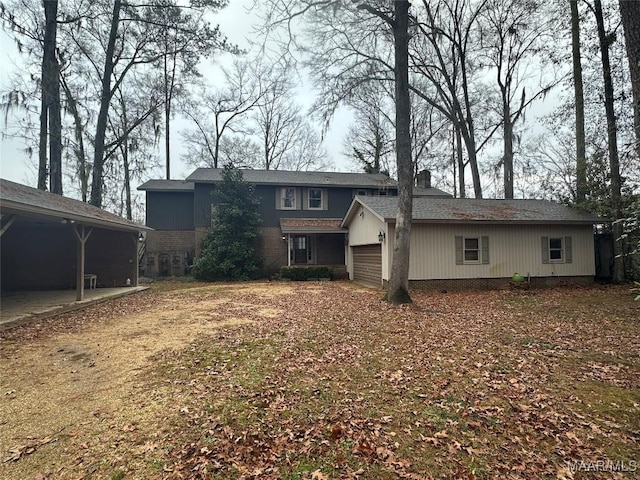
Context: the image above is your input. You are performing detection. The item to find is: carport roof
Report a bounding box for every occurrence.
[0,179,149,232]
[343,196,605,226]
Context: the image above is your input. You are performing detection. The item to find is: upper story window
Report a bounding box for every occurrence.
[308,188,323,209]
[281,187,296,209]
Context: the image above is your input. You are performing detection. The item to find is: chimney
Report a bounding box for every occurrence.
[416,169,431,188]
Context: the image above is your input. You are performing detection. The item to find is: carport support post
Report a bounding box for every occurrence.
[132,232,139,287]
[73,225,93,301]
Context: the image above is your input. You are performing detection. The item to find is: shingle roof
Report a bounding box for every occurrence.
[413,186,452,198]
[353,196,604,224]
[137,179,194,192]
[0,179,148,232]
[186,168,397,188]
[280,218,346,233]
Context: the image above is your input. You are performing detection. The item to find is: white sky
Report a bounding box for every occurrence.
[0,0,354,189]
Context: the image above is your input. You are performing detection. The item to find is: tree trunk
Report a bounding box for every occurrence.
[90,0,122,208]
[594,0,624,283]
[60,78,88,202]
[38,93,48,191]
[49,48,63,195]
[39,0,61,192]
[619,0,640,159]
[455,124,465,198]
[385,0,413,304]
[570,0,587,204]
[503,100,514,199]
[164,49,171,180]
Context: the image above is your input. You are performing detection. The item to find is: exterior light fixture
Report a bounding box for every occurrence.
[282,235,287,242]
[378,230,385,242]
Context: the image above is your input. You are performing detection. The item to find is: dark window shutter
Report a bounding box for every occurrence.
[481,236,489,264]
[565,236,572,263]
[541,236,549,264]
[455,236,463,265]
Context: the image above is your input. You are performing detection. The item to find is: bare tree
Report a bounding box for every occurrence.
[619,0,640,159]
[412,0,491,199]
[590,0,623,282]
[570,0,587,204]
[479,0,561,199]
[182,60,265,168]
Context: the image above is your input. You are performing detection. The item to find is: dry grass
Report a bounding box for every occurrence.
[0,281,638,480]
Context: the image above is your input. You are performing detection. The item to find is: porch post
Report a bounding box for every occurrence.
[132,232,139,287]
[287,234,291,267]
[73,225,93,301]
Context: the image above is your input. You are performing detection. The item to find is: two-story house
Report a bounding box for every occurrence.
[138,168,449,277]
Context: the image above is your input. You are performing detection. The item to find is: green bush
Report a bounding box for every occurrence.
[280,266,334,281]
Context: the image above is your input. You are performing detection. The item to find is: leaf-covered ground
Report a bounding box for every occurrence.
[0,281,638,479]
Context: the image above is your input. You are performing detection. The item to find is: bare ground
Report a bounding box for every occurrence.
[0,281,638,480]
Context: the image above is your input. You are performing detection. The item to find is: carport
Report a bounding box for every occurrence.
[1,179,149,303]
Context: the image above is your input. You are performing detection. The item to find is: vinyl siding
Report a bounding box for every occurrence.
[400,223,595,280]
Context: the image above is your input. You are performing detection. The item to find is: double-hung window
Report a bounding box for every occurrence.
[464,237,480,263]
[542,236,572,264]
[281,187,296,209]
[308,188,323,209]
[455,236,489,265]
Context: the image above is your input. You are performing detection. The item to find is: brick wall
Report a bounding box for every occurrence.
[195,227,209,258]
[144,230,195,277]
[401,276,594,291]
[146,230,195,253]
[260,226,288,276]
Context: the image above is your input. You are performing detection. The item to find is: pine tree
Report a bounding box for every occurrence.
[192,165,262,281]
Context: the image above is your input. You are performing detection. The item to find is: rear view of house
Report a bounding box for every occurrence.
[138,168,449,277]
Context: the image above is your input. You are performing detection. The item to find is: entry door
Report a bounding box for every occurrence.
[293,235,308,264]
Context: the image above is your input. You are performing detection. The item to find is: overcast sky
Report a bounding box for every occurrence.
[0,1,354,189]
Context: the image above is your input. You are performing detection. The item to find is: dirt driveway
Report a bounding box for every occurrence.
[0,281,296,479]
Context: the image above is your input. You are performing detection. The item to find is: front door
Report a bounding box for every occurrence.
[292,235,317,264]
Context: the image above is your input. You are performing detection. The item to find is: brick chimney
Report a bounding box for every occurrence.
[416,169,431,188]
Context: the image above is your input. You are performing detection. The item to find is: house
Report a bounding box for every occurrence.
[138,168,450,277]
[0,179,147,300]
[342,196,604,289]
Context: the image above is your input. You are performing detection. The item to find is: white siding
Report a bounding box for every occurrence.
[345,206,385,279]
[406,223,595,280]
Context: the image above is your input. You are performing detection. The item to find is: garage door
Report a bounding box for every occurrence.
[352,244,382,286]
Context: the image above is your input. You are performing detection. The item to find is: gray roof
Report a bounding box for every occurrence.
[413,186,452,198]
[0,179,149,232]
[137,179,194,192]
[186,168,398,188]
[348,196,604,225]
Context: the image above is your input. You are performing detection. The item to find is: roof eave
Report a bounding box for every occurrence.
[0,199,151,232]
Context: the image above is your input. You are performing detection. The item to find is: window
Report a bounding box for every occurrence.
[455,236,489,265]
[281,187,296,209]
[542,236,572,264]
[308,188,323,209]
[356,189,368,196]
[549,237,563,261]
[464,237,480,263]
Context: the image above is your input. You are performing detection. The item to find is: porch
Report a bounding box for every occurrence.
[279,218,347,269]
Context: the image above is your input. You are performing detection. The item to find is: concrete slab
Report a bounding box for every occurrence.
[0,286,149,330]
